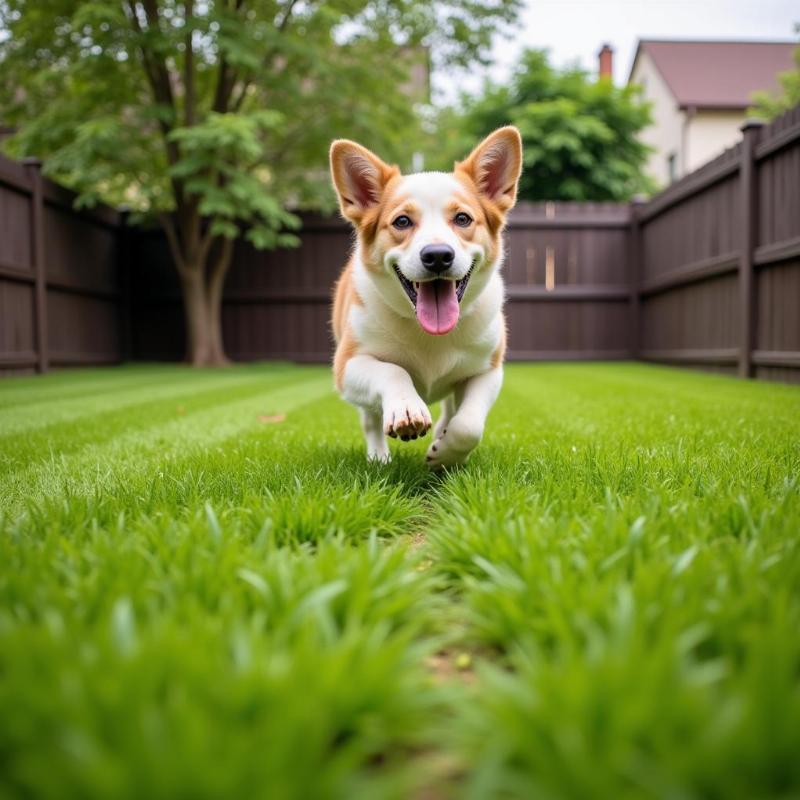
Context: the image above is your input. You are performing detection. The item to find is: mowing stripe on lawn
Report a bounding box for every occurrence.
[0,365,305,434]
[0,364,199,409]
[1,372,332,516]
[0,370,322,475]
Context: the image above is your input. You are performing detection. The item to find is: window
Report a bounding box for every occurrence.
[667,152,678,183]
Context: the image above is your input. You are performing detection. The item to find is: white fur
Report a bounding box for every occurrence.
[339,170,506,468]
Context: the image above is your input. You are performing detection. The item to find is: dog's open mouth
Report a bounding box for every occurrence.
[394,265,473,336]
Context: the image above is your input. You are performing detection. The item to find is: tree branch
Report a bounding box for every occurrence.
[159,212,190,276]
[230,77,251,113]
[208,236,235,300]
[126,0,184,208]
[211,0,245,113]
[212,62,235,114]
[276,0,300,33]
[135,1,179,133]
[229,0,298,113]
[184,0,195,126]
[197,219,218,270]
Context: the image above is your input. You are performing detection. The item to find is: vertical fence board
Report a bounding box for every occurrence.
[24,160,48,373]
[738,121,762,378]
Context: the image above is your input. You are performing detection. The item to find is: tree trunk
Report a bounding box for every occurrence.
[206,278,229,366]
[160,212,233,367]
[206,239,233,366]
[181,269,229,366]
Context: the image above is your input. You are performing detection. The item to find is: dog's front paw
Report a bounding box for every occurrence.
[425,418,482,469]
[383,397,432,441]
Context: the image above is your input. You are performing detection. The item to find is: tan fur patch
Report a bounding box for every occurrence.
[331,259,362,343]
[333,324,360,391]
[491,316,507,368]
[455,127,522,214]
[329,140,400,228]
[448,179,502,268]
[359,179,414,270]
[331,257,364,390]
[453,170,506,236]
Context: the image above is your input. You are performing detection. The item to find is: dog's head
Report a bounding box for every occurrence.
[330,127,522,335]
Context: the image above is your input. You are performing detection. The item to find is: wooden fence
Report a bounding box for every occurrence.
[635,106,800,382]
[1,104,799,381]
[128,202,632,364]
[0,158,124,377]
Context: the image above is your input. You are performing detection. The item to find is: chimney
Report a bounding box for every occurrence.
[598,43,613,81]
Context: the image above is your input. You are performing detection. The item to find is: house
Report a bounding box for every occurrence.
[622,39,796,186]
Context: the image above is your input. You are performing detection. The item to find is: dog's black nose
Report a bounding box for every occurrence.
[420,244,455,274]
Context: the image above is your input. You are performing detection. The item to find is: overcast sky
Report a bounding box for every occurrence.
[439,0,798,99]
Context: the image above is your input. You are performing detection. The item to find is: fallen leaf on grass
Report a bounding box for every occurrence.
[257,414,286,424]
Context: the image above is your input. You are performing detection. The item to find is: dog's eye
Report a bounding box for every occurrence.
[392,215,412,230]
[454,212,473,227]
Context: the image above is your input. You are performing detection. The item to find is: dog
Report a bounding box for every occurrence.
[329,127,523,468]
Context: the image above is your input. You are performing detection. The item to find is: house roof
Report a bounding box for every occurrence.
[629,39,797,110]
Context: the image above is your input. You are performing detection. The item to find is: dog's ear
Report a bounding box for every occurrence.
[330,140,399,224]
[456,127,523,212]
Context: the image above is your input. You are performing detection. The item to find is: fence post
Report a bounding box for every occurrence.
[23,158,48,373]
[628,196,646,360]
[738,119,763,379]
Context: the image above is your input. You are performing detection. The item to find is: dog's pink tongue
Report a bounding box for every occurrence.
[416,279,459,335]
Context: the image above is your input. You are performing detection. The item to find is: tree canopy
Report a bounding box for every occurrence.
[430,49,654,201]
[749,39,800,121]
[0,0,520,363]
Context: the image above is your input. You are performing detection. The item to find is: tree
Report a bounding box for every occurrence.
[0,0,520,365]
[749,38,800,120]
[430,49,654,201]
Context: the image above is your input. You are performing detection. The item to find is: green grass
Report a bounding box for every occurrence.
[1,362,799,799]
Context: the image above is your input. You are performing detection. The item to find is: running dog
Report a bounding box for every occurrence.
[329,127,522,467]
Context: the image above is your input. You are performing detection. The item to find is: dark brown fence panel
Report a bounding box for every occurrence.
[129,203,632,364]
[223,215,350,361]
[504,202,632,359]
[223,300,331,362]
[129,215,351,362]
[635,104,800,383]
[506,300,631,360]
[637,144,743,375]
[752,105,800,381]
[639,275,740,367]
[126,228,183,362]
[0,154,123,376]
[42,184,122,367]
[640,158,741,285]
[0,159,37,374]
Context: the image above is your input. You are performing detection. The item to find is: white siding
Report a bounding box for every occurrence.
[685,110,746,172]
[630,51,684,189]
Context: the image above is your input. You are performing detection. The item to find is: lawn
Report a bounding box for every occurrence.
[1,362,799,799]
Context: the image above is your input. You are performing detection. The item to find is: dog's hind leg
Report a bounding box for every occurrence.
[433,394,455,441]
[426,367,503,469]
[360,407,390,462]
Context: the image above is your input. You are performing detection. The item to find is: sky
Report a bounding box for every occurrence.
[438,0,798,99]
